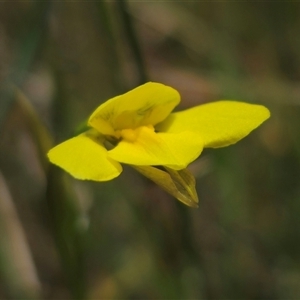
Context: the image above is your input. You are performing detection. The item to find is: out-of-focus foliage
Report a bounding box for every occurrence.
[0,1,300,299]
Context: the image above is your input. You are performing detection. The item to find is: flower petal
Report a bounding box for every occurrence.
[157,101,270,148]
[47,132,122,181]
[107,126,203,169]
[88,82,180,134]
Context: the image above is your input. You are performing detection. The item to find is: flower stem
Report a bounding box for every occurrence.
[116,0,148,85]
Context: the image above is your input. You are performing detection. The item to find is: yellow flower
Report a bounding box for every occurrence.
[47,82,270,207]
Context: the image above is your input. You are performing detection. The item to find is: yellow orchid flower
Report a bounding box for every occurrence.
[47,82,270,207]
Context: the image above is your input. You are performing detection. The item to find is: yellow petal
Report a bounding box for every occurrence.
[108,126,203,169]
[47,132,122,181]
[157,101,270,148]
[88,82,180,133]
[132,166,198,207]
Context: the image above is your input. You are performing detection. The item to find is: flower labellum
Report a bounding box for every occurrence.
[47,82,270,207]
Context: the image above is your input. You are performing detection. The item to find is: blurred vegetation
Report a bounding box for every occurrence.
[0,1,300,299]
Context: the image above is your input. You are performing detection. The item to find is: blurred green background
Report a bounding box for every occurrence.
[0,1,300,299]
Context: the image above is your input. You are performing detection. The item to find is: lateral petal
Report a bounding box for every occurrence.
[108,126,203,169]
[157,101,270,148]
[47,132,122,181]
[88,82,180,133]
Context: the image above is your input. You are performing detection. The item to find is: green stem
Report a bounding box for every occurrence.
[116,0,148,85]
[14,89,87,300]
[46,168,86,300]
